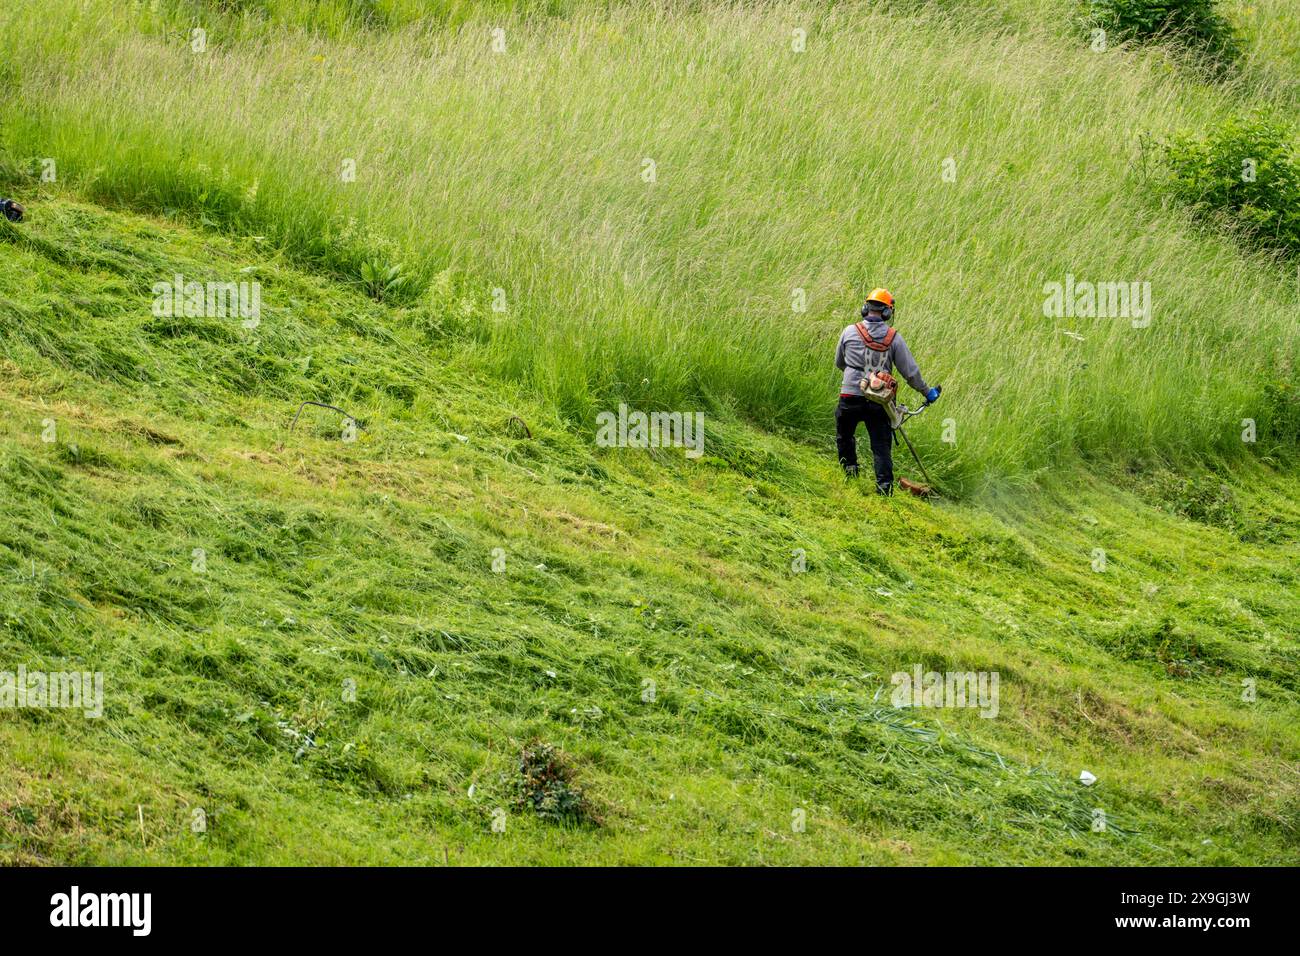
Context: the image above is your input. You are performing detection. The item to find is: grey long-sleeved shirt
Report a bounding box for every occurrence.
[834,318,929,397]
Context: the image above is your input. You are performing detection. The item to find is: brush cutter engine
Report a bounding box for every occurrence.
[861,369,897,404]
[859,371,903,428]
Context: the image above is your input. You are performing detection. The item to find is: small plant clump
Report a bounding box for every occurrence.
[359,258,411,303]
[1144,468,1240,529]
[510,741,600,827]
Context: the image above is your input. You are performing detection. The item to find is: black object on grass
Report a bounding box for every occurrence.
[1,199,24,223]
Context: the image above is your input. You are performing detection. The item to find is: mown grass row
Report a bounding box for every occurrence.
[1,198,1297,863]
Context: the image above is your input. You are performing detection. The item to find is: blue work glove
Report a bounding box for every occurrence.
[925,386,941,404]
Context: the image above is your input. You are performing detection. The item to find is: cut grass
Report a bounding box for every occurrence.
[0,198,1296,864]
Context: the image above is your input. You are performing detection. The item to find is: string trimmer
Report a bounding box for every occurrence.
[892,394,937,494]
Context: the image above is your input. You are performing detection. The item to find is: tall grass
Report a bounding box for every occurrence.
[0,0,1296,479]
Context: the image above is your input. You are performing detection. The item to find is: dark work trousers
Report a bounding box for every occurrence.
[835,395,893,494]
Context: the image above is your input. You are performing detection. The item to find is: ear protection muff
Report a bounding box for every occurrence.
[861,300,894,322]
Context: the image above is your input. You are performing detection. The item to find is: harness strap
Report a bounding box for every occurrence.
[854,322,896,352]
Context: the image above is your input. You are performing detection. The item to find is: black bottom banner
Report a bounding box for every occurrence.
[0,866,1285,942]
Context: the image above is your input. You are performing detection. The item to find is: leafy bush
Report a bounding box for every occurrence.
[1155,111,1300,257]
[1084,0,1239,58]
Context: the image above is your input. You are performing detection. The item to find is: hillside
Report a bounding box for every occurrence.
[2,0,1299,484]
[1,198,1297,864]
[1,0,1299,867]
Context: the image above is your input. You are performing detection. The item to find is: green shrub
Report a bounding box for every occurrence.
[1084,0,1239,58]
[1155,111,1300,257]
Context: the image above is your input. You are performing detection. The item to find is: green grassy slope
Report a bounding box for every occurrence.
[1,0,1298,483]
[1,199,1297,864]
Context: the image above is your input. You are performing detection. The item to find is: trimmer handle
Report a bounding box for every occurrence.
[915,383,942,413]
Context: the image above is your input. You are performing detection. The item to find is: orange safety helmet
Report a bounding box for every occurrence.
[862,287,895,321]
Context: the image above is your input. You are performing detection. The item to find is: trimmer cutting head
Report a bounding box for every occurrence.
[898,477,933,497]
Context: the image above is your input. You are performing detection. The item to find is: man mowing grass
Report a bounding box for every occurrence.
[834,288,940,495]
